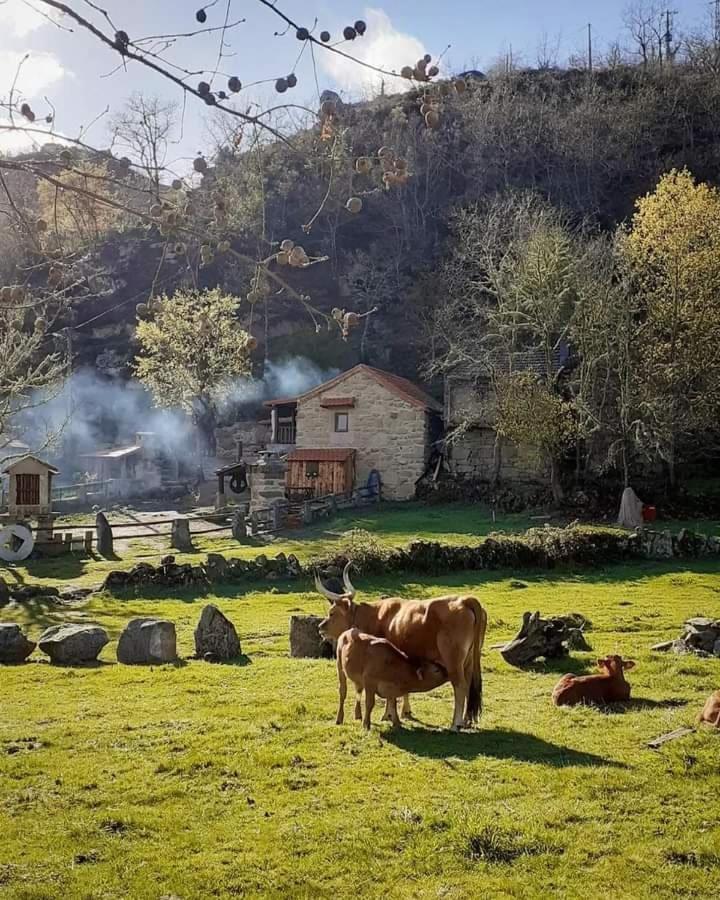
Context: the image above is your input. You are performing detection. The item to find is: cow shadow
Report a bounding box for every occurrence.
[383,725,626,768]
[594,697,688,715]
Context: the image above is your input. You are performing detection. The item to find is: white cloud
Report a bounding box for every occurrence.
[0,48,67,153]
[0,49,65,97]
[0,0,53,37]
[319,8,427,97]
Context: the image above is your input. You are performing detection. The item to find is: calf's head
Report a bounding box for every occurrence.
[316,563,356,640]
[597,655,635,677]
[414,661,448,691]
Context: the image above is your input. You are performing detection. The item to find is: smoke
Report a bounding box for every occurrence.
[19,369,194,461]
[18,357,337,465]
[230,357,340,405]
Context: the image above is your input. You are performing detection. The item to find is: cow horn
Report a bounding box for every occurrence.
[314,569,345,603]
[342,561,357,600]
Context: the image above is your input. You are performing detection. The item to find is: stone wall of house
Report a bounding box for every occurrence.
[446,377,547,485]
[295,369,430,501]
[448,428,547,484]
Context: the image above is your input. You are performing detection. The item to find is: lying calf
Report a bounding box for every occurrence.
[698,690,720,728]
[552,655,635,707]
[335,627,447,729]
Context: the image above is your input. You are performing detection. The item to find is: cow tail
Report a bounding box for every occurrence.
[463,597,487,723]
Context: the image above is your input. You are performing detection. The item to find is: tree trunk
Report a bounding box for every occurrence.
[491,433,503,489]
[500,611,589,667]
[622,440,630,489]
[194,402,217,456]
[549,457,564,506]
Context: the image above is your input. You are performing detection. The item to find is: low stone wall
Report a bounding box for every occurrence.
[93,526,720,595]
[102,552,303,592]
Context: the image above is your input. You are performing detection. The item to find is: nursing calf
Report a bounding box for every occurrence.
[335,628,448,729]
[317,564,486,731]
[552,655,635,706]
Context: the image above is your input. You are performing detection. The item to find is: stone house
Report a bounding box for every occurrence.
[267,365,442,501]
[444,348,568,486]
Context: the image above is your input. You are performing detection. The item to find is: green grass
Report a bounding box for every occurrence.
[2,555,720,898]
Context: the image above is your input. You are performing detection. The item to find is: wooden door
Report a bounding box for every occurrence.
[16,473,40,505]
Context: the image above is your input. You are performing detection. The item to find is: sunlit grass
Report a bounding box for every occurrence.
[2,558,720,898]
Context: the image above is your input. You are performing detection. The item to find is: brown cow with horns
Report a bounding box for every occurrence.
[316,564,487,730]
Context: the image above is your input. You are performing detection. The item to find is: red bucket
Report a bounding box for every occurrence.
[642,505,657,523]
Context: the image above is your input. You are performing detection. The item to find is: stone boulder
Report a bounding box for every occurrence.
[38,624,109,665]
[194,605,241,661]
[0,624,36,663]
[10,585,60,601]
[205,554,229,582]
[289,615,334,659]
[117,618,177,664]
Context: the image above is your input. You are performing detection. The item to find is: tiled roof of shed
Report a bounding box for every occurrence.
[287,449,355,462]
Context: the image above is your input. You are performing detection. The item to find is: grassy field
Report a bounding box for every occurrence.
[2,504,720,898]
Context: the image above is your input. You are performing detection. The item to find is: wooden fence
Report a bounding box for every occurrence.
[18,484,380,554]
[246,484,380,537]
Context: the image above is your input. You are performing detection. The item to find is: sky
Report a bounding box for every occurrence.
[0,0,708,168]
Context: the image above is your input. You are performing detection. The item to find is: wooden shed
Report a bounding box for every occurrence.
[286,449,355,500]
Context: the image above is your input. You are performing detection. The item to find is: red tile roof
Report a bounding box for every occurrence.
[290,365,441,412]
[362,366,442,412]
[320,397,355,408]
[288,449,355,462]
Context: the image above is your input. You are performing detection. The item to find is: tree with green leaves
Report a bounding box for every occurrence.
[619,169,720,487]
[134,288,253,453]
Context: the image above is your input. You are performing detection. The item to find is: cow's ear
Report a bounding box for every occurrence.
[623,659,636,670]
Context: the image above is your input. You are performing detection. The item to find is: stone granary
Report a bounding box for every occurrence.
[266,365,442,501]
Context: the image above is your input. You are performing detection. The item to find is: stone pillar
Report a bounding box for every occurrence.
[95,511,114,558]
[232,507,248,541]
[215,473,226,510]
[35,514,55,544]
[171,518,193,552]
[303,500,314,525]
[248,455,287,513]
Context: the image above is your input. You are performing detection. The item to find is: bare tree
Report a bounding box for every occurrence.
[536,31,561,70]
[109,94,178,200]
[623,2,665,68]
